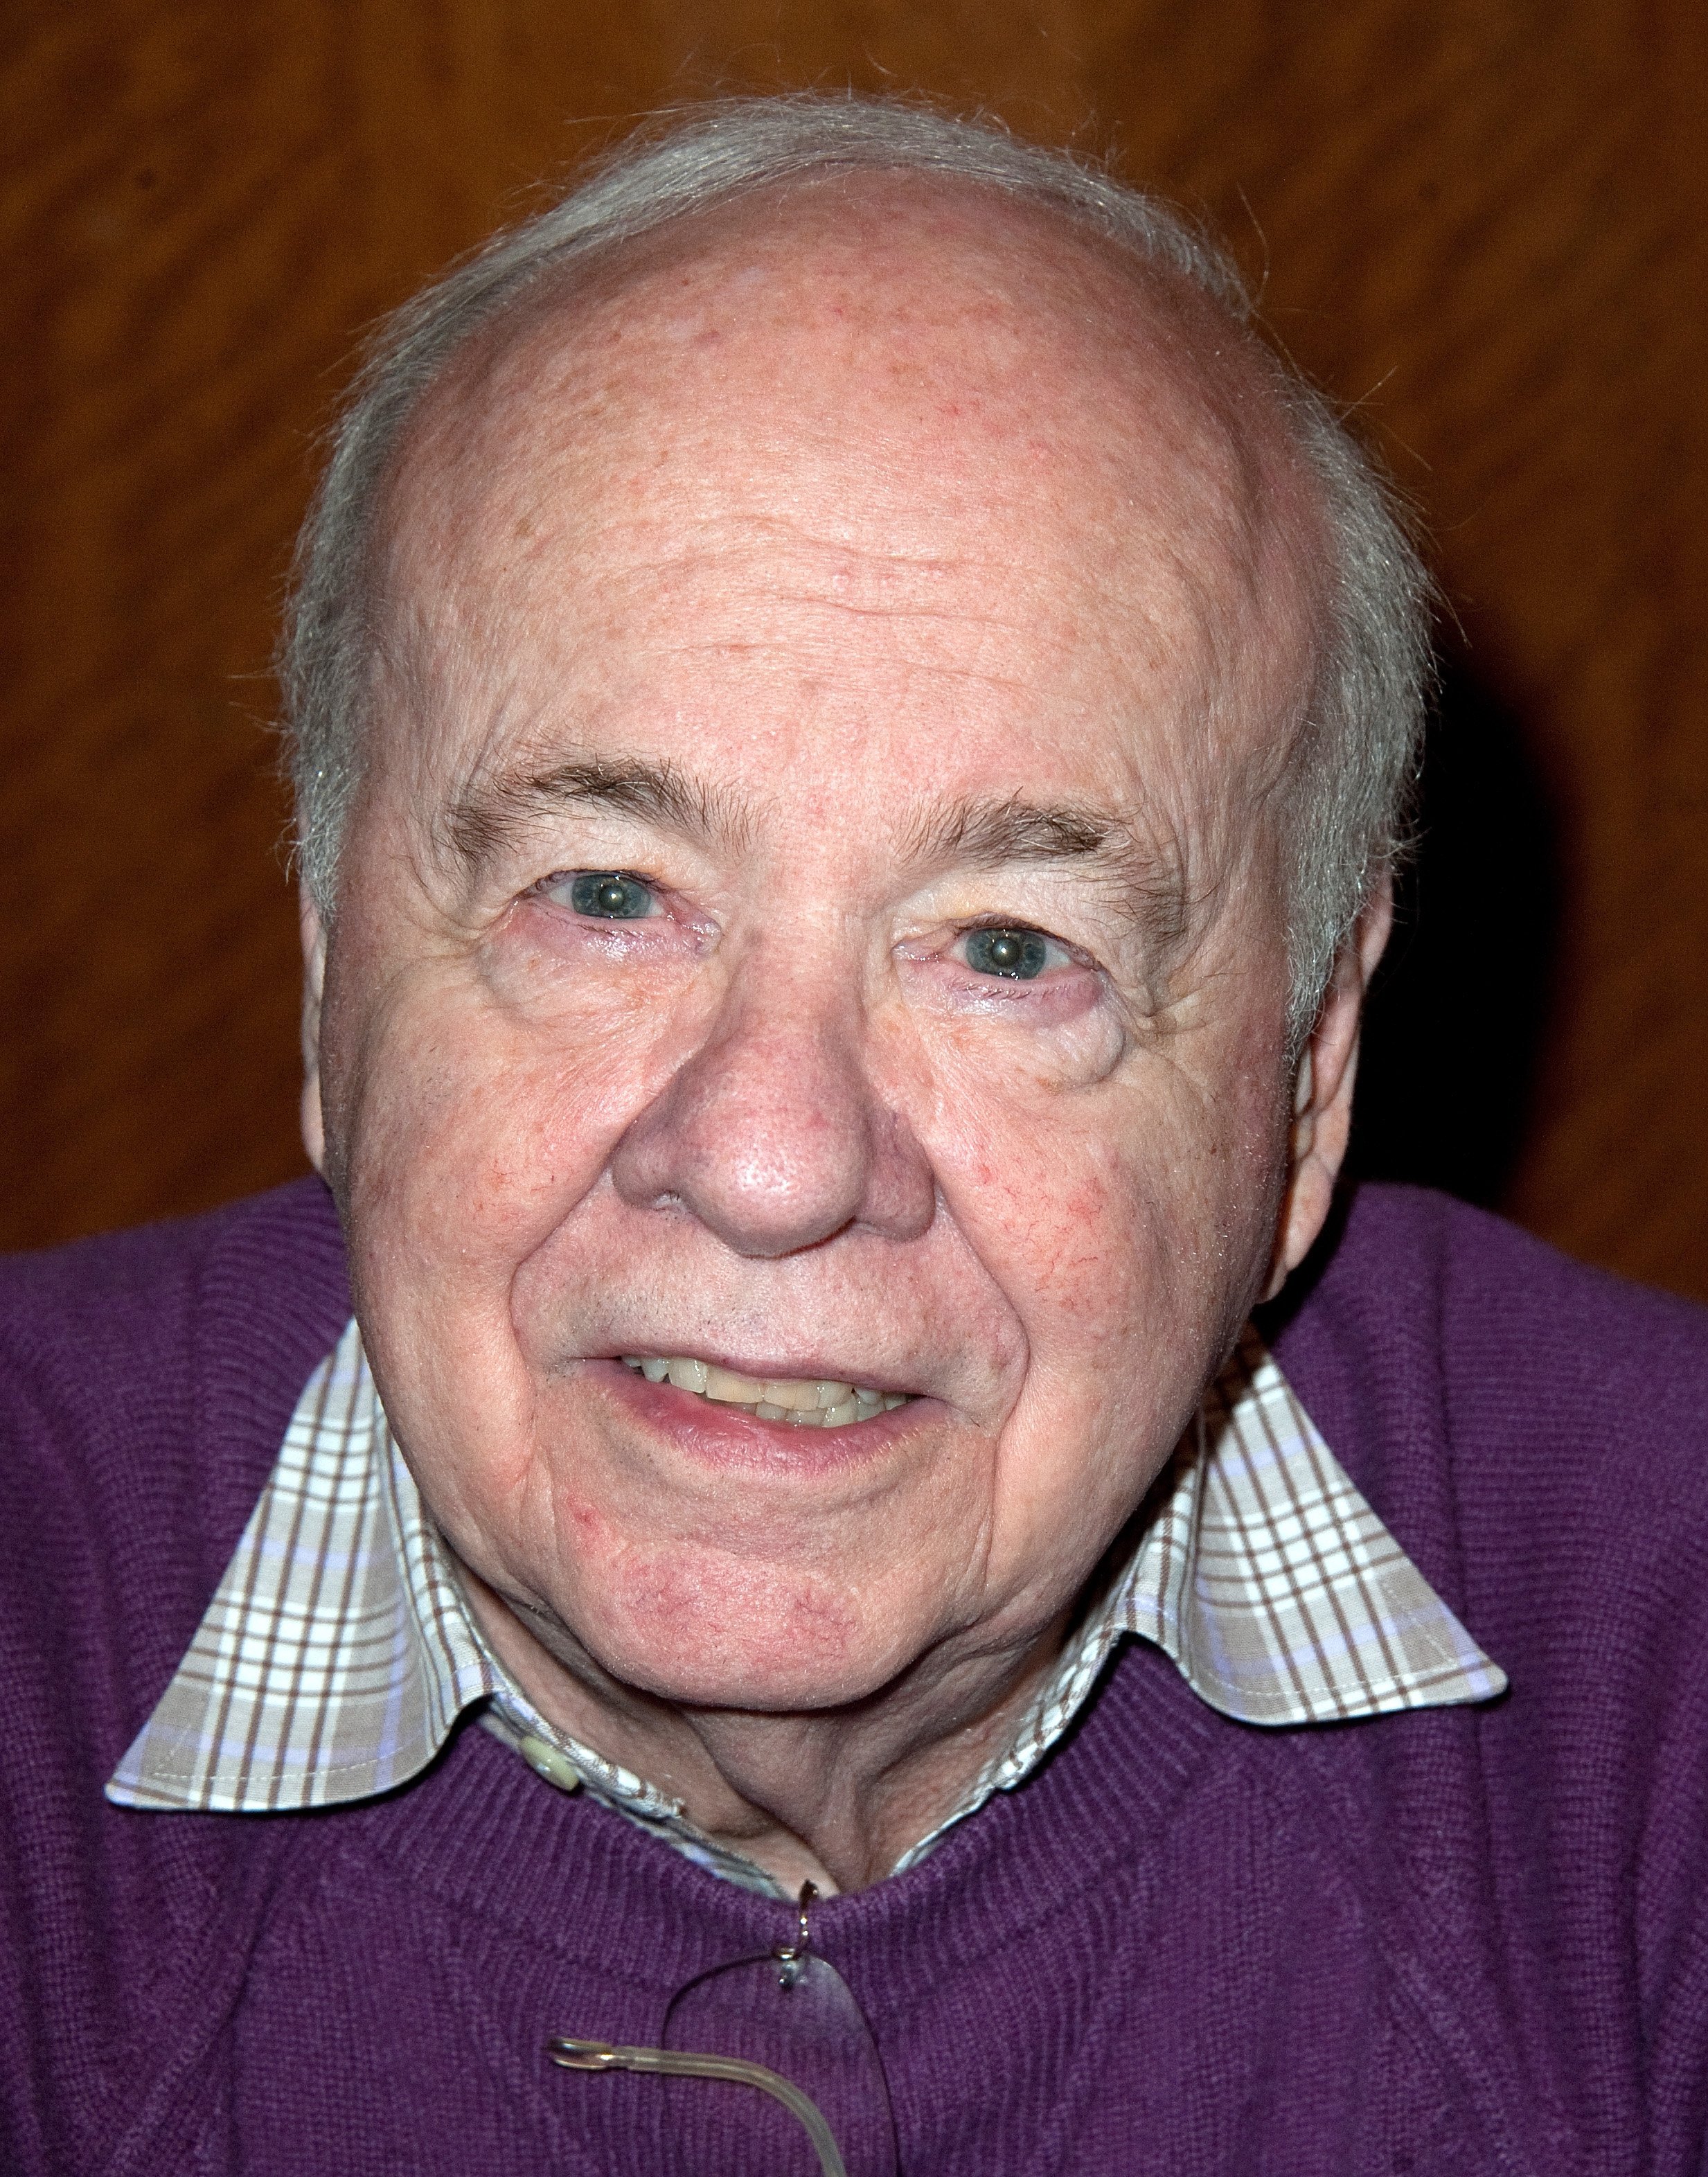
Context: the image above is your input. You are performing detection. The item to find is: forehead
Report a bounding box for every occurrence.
[371,175,1324,810]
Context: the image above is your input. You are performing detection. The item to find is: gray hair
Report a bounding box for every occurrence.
[281,92,1431,1036]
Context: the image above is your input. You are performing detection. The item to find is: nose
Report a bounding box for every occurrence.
[609,986,936,1258]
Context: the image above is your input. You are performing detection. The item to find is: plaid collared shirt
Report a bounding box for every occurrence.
[108,1319,1506,1895]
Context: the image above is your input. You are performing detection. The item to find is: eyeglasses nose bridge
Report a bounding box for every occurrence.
[772,1878,821,1982]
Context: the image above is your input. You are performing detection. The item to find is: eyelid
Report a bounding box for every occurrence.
[961,914,1056,939]
[537,867,657,899]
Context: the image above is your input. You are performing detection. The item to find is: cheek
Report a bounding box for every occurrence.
[970,1150,1162,1378]
[916,1029,1293,1380]
[329,975,650,1281]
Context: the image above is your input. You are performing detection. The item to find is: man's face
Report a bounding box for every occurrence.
[310,183,1329,1717]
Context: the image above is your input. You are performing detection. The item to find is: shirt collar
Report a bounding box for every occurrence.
[109,1317,1504,1887]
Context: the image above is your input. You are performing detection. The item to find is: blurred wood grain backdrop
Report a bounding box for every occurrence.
[3,1,1705,1295]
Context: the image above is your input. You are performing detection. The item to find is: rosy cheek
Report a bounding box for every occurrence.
[1032,1171,1150,1325]
[346,1015,614,1268]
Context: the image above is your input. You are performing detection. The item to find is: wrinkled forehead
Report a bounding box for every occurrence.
[371,172,1327,790]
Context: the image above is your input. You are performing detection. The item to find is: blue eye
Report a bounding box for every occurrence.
[964,926,1049,979]
[566,872,653,920]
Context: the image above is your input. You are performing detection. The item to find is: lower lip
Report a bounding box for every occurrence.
[585,1358,929,1473]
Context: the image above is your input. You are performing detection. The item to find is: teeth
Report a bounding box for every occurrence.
[702,1365,767,1404]
[621,1356,910,1426]
[762,1379,821,1412]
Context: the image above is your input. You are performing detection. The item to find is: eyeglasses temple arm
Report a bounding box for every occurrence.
[547,2035,850,2177]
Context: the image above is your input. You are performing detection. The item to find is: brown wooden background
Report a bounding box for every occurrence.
[3,1,1705,1297]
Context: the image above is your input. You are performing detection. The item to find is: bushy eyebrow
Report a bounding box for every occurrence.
[444,753,756,870]
[903,792,1191,950]
[902,792,1112,869]
[444,754,1189,951]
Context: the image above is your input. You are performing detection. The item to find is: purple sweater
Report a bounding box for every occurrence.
[3,1179,1708,2174]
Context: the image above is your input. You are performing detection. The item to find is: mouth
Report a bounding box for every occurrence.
[619,1355,914,1430]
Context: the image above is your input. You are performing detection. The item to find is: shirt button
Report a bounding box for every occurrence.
[517,1734,582,1793]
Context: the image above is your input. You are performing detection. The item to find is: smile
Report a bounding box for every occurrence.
[620,1356,912,1428]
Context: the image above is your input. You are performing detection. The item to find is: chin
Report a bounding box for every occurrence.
[573,1553,920,1714]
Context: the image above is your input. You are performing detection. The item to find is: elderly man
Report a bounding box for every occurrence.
[4,95,1707,2176]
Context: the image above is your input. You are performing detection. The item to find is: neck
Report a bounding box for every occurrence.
[452,1556,1069,1893]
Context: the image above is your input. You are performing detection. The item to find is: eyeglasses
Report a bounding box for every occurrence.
[549,1883,898,2177]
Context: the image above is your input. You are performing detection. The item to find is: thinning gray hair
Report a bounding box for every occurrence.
[281,93,1431,1036]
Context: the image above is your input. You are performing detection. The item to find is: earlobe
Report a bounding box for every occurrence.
[299,887,328,1177]
[1261,875,1395,1299]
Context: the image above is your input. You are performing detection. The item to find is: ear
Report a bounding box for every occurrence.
[1261,872,1394,1299]
[299,885,328,1177]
